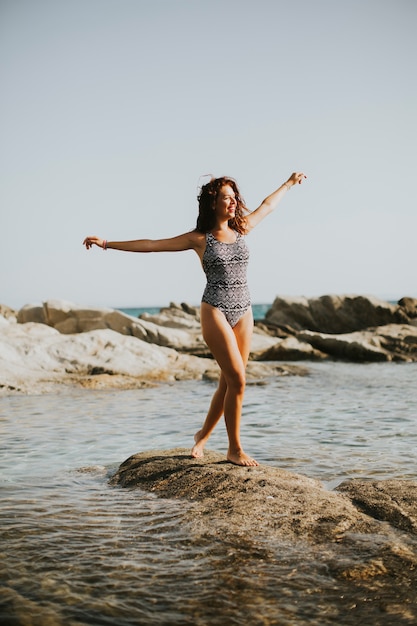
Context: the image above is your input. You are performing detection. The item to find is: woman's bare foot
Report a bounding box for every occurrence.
[191,430,206,458]
[227,449,259,467]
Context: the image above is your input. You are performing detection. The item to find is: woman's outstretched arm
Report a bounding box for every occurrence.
[83,231,204,254]
[245,171,306,232]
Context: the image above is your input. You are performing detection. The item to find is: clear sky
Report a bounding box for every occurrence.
[1,0,416,310]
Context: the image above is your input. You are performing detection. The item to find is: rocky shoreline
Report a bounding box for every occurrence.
[3,294,417,619]
[1,294,417,395]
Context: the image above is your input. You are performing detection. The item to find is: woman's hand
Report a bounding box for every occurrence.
[286,172,307,188]
[83,236,105,250]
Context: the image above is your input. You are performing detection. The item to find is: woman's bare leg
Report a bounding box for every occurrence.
[191,373,226,458]
[224,309,256,466]
[192,305,258,467]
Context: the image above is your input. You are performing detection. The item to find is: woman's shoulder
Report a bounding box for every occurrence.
[188,228,206,241]
[186,229,207,250]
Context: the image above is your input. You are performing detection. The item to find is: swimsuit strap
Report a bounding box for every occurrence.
[206,230,239,244]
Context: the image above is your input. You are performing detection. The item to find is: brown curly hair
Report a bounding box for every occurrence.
[195,177,249,234]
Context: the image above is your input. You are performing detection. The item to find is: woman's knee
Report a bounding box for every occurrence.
[225,369,246,394]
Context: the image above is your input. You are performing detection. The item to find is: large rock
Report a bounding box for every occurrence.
[110,448,417,609]
[139,301,201,330]
[398,297,417,320]
[257,335,328,361]
[265,294,410,333]
[254,323,417,363]
[142,303,281,358]
[111,449,417,540]
[0,320,211,394]
[17,299,206,352]
[338,479,417,534]
[297,324,417,362]
[0,304,17,322]
[14,296,417,364]
[0,316,305,395]
[110,448,379,542]
[16,300,286,358]
[257,295,417,362]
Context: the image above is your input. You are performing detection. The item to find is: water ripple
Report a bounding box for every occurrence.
[1,362,417,624]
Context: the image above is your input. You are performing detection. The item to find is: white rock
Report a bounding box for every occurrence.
[0,321,207,394]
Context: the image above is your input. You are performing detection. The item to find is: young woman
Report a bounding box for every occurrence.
[83,171,306,466]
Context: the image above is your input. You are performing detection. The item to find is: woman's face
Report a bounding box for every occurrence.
[215,185,236,220]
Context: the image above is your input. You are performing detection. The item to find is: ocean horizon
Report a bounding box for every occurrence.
[118,299,401,323]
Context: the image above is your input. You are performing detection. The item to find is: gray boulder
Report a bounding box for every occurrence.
[14,296,417,364]
[398,297,417,320]
[110,448,379,542]
[266,294,410,333]
[0,304,17,322]
[0,315,305,395]
[297,324,417,362]
[258,295,417,362]
[140,301,201,330]
[111,448,417,541]
[0,319,211,394]
[17,299,205,352]
[338,479,417,535]
[257,336,328,361]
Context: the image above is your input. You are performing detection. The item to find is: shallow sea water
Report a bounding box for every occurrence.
[1,361,417,625]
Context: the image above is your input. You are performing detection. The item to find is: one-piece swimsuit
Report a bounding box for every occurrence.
[201,231,251,328]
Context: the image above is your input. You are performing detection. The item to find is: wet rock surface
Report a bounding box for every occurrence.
[111,449,417,622]
[338,478,417,534]
[110,448,379,541]
[111,448,417,543]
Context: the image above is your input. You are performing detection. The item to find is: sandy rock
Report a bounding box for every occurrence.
[17,299,205,352]
[14,297,417,366]
[398,297,417,322]
[110,448,417,541]
[17,303,47,324]
[16,300,280,356]
[257,336,328,361]
[44,299,77,327]
[202,360,309,384]
[0,319,211,394]
[140,301,201,330]
[377,323,417,359]
[337,479,417,534]
[297,329,389,362]
[0,304,17,322]
[0,316,305,395]
[110,448,379,542]
[130,316,203,351]
[248,328,279,358]
[298,324,417,362]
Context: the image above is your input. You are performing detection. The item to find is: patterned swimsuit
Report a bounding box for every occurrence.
[201,231,251,328]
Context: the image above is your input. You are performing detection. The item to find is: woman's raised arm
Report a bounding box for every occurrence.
[245,172,306,232]
[83,231,205,254]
